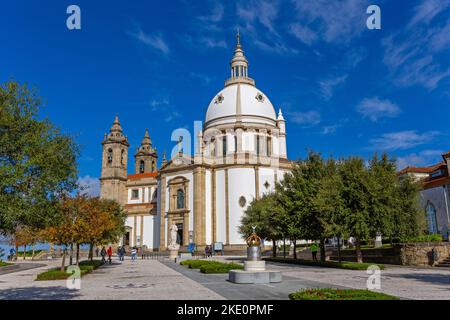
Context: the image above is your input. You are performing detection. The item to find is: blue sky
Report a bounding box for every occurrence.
[2,0,450,195]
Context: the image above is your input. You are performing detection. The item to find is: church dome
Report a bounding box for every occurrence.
[204,32,277,129]
[205,83,277,128]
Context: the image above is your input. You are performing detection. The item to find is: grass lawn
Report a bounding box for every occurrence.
[180,259,244,273]
[16,250,44,257]
[289,288,399,300]
[35,259,104,281]
[0,261,13,267]
[265,257,385,270]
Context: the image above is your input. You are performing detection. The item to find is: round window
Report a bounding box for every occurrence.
[239,196,247,208]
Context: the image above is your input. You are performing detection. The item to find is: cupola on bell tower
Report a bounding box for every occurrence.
[134,129,158,174]
[100,115,130,204]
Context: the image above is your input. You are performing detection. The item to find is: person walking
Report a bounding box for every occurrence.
[310,242,318,261]
[95,247,99,257]
[100,246,107,264]
[119,246,126,261]
[131,247,137,261]
[107,246,113,264]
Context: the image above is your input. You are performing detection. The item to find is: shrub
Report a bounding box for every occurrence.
[79,259,104,269]
[200,262,244,274]
[289,288,399,300]
[264,257,385,270]
[180,259,217,269]
[35,261,101,281]
[0,261,12,267]
[399,234,443,243]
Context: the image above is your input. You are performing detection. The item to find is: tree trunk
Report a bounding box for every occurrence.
[272,240,277,257]
[23,244,26,260]
[293,239,297,260]
[31,245,35,261]
[60,248,66,272]
[89,243,94,261]
[283,238,286,259]
[355,238,363,263]
[15,241,18,261]
[319,238,326,262]
[69,243,73,265]
[337,237,342,263]
[76,243,80,265]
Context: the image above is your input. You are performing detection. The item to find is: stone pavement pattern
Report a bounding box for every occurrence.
[269,262,450,300]
[1,257,450,300]
[0,259,224,300]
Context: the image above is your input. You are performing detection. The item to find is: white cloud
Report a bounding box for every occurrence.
[397,149,444,170]
[407,0,450,28]
[197,2,224,23]
[291,0,369,45]
[289,24,317,46]
[165,111,181,122]
[150,98,170,111]
[236,0,299,55]
[356,97,400,121]
[368,130,439,151]
[382,1,450,90]
[290,110,321,126]
[78,175,100,197]
[318,75,348,100]
[189,72,213,85]
[130,28,170,55]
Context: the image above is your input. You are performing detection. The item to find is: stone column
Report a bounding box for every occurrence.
[159,176,167,251]
[193,166,206,246]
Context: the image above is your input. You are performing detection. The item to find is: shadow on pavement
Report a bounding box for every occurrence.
[388,272,450,286]
[0,286,81,300]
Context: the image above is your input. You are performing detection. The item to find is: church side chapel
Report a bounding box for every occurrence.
[99,33,293,252]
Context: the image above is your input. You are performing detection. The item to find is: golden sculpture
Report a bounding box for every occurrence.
[246,226,261,247]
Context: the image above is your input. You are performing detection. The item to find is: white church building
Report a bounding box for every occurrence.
[99,34,292,251]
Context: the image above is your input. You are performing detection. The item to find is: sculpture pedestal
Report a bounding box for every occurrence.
[169,249,178,260]
[244,260,266,271]
[228,270,282,284]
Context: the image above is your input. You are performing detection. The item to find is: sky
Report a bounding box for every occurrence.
[1,0,450,196]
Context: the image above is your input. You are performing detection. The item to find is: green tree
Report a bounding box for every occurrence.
[312,158,348,262]
[394,175,426,239]
[339,157,371,263]
[239,193,285,257]
[0,81,79,234]
[367,153,398,241]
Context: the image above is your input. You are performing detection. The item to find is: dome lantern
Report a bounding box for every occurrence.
[225,31,255,87]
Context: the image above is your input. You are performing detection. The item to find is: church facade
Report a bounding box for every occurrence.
[100,35,292,251]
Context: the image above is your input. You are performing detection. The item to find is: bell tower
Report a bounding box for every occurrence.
[134,129,158,174]
[100,115,129,204]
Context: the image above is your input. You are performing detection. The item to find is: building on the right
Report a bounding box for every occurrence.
[399,151,450,240]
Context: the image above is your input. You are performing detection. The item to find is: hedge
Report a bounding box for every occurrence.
[289,288,399,300]
[265,257,385,270]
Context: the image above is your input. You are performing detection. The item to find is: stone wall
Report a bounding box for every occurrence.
[399,242,450,266]
[329,242,450,266]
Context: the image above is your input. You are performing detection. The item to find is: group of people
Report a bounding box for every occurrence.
[95,245,146,263]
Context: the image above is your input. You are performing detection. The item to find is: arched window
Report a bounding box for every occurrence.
[139,160,145,173]
[107,149,113,164]
[426,202,438,234]
[152,160,156,172]
[177,189,185,209]
[121,150,125,165]
[222,136,227,156]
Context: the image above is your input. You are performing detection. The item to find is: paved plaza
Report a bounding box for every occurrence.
[0,257,449,300]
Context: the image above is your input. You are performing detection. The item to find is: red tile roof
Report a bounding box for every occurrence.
[127,172,158,180]
[422,176,450,189]
[398,162,444,175]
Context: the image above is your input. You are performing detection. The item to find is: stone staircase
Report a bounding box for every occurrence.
[436,255,450,268]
